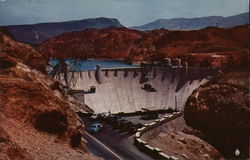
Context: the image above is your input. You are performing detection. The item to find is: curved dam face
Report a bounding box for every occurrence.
[56,67,213,113]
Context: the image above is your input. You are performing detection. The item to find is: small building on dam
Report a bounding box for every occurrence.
[53,60,215,113]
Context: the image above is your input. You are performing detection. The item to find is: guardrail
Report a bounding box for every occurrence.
[134,111,182,160]
[78,108,176,117]
[112,108,175,117]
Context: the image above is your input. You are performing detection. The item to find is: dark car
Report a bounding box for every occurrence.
[90,113,106,121]
[113,118,125,129]
[107,114,119,124]
[136,123,144,128]
[119,120,132,131]
[127,124,138,133]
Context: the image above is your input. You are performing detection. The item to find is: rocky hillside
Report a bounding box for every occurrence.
[0,30,96,160]
[0,27,48,73]
[184,69,249,159]
[40,27,144,59]
[40,25,249,68]
[131,12,249,31]
[4,17,123,44]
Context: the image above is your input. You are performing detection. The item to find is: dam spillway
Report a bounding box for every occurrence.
[55,67,213,113]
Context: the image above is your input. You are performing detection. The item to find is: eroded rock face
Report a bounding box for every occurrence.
[184,70,249,159]
[0,27,48,73]
[0,53,96,160]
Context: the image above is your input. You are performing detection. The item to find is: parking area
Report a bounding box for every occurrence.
[81,109,175,134]
[87,114,141,134]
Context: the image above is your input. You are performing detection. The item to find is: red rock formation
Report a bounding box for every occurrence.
[40,27,144,60]
[0,29,96,159]
[40,25,249,67]
[0,53,97,160]
[0,27,48,73]
[184,70,249,159]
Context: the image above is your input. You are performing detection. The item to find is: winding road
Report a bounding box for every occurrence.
[81,117,153,160]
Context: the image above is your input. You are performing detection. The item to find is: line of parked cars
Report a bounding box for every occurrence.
[89,113,143,134]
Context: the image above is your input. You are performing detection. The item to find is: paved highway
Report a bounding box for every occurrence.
[81,117,154,160]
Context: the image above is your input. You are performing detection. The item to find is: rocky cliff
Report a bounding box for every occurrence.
[0,30,96,160]
[184,69,249,159]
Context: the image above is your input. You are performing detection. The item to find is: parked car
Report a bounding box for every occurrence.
[101,112,112,122]
[113,118,125,129]
[126,123,144,133]
[107,114,119,124]
[90,114,98,121]
[90,113,104,121]
[127,124,138,134]
[89,123,105,133]
[119,120,132,131]
[136,123,144,129]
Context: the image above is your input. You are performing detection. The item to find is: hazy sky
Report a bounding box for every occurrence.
[0,0,248,26]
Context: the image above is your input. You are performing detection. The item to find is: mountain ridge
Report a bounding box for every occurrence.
[4,17,123,44]
[3,12,248,44]
[131,12,249,31]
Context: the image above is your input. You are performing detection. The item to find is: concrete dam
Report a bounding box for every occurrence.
[54,63,214,113]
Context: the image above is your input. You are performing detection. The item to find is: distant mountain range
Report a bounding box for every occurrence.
[2,12,248,44]
[131,12,249,31]
[4,17,123,44]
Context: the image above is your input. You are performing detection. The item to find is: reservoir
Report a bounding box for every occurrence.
[50,59,140,71]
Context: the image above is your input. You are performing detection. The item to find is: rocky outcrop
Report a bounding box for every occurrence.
[39,25,249,68]
[0,37,96,159]
[184,70,249,159]
[0,27,48,73]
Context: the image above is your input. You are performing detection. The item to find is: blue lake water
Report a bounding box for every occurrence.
[50,59,140,71]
